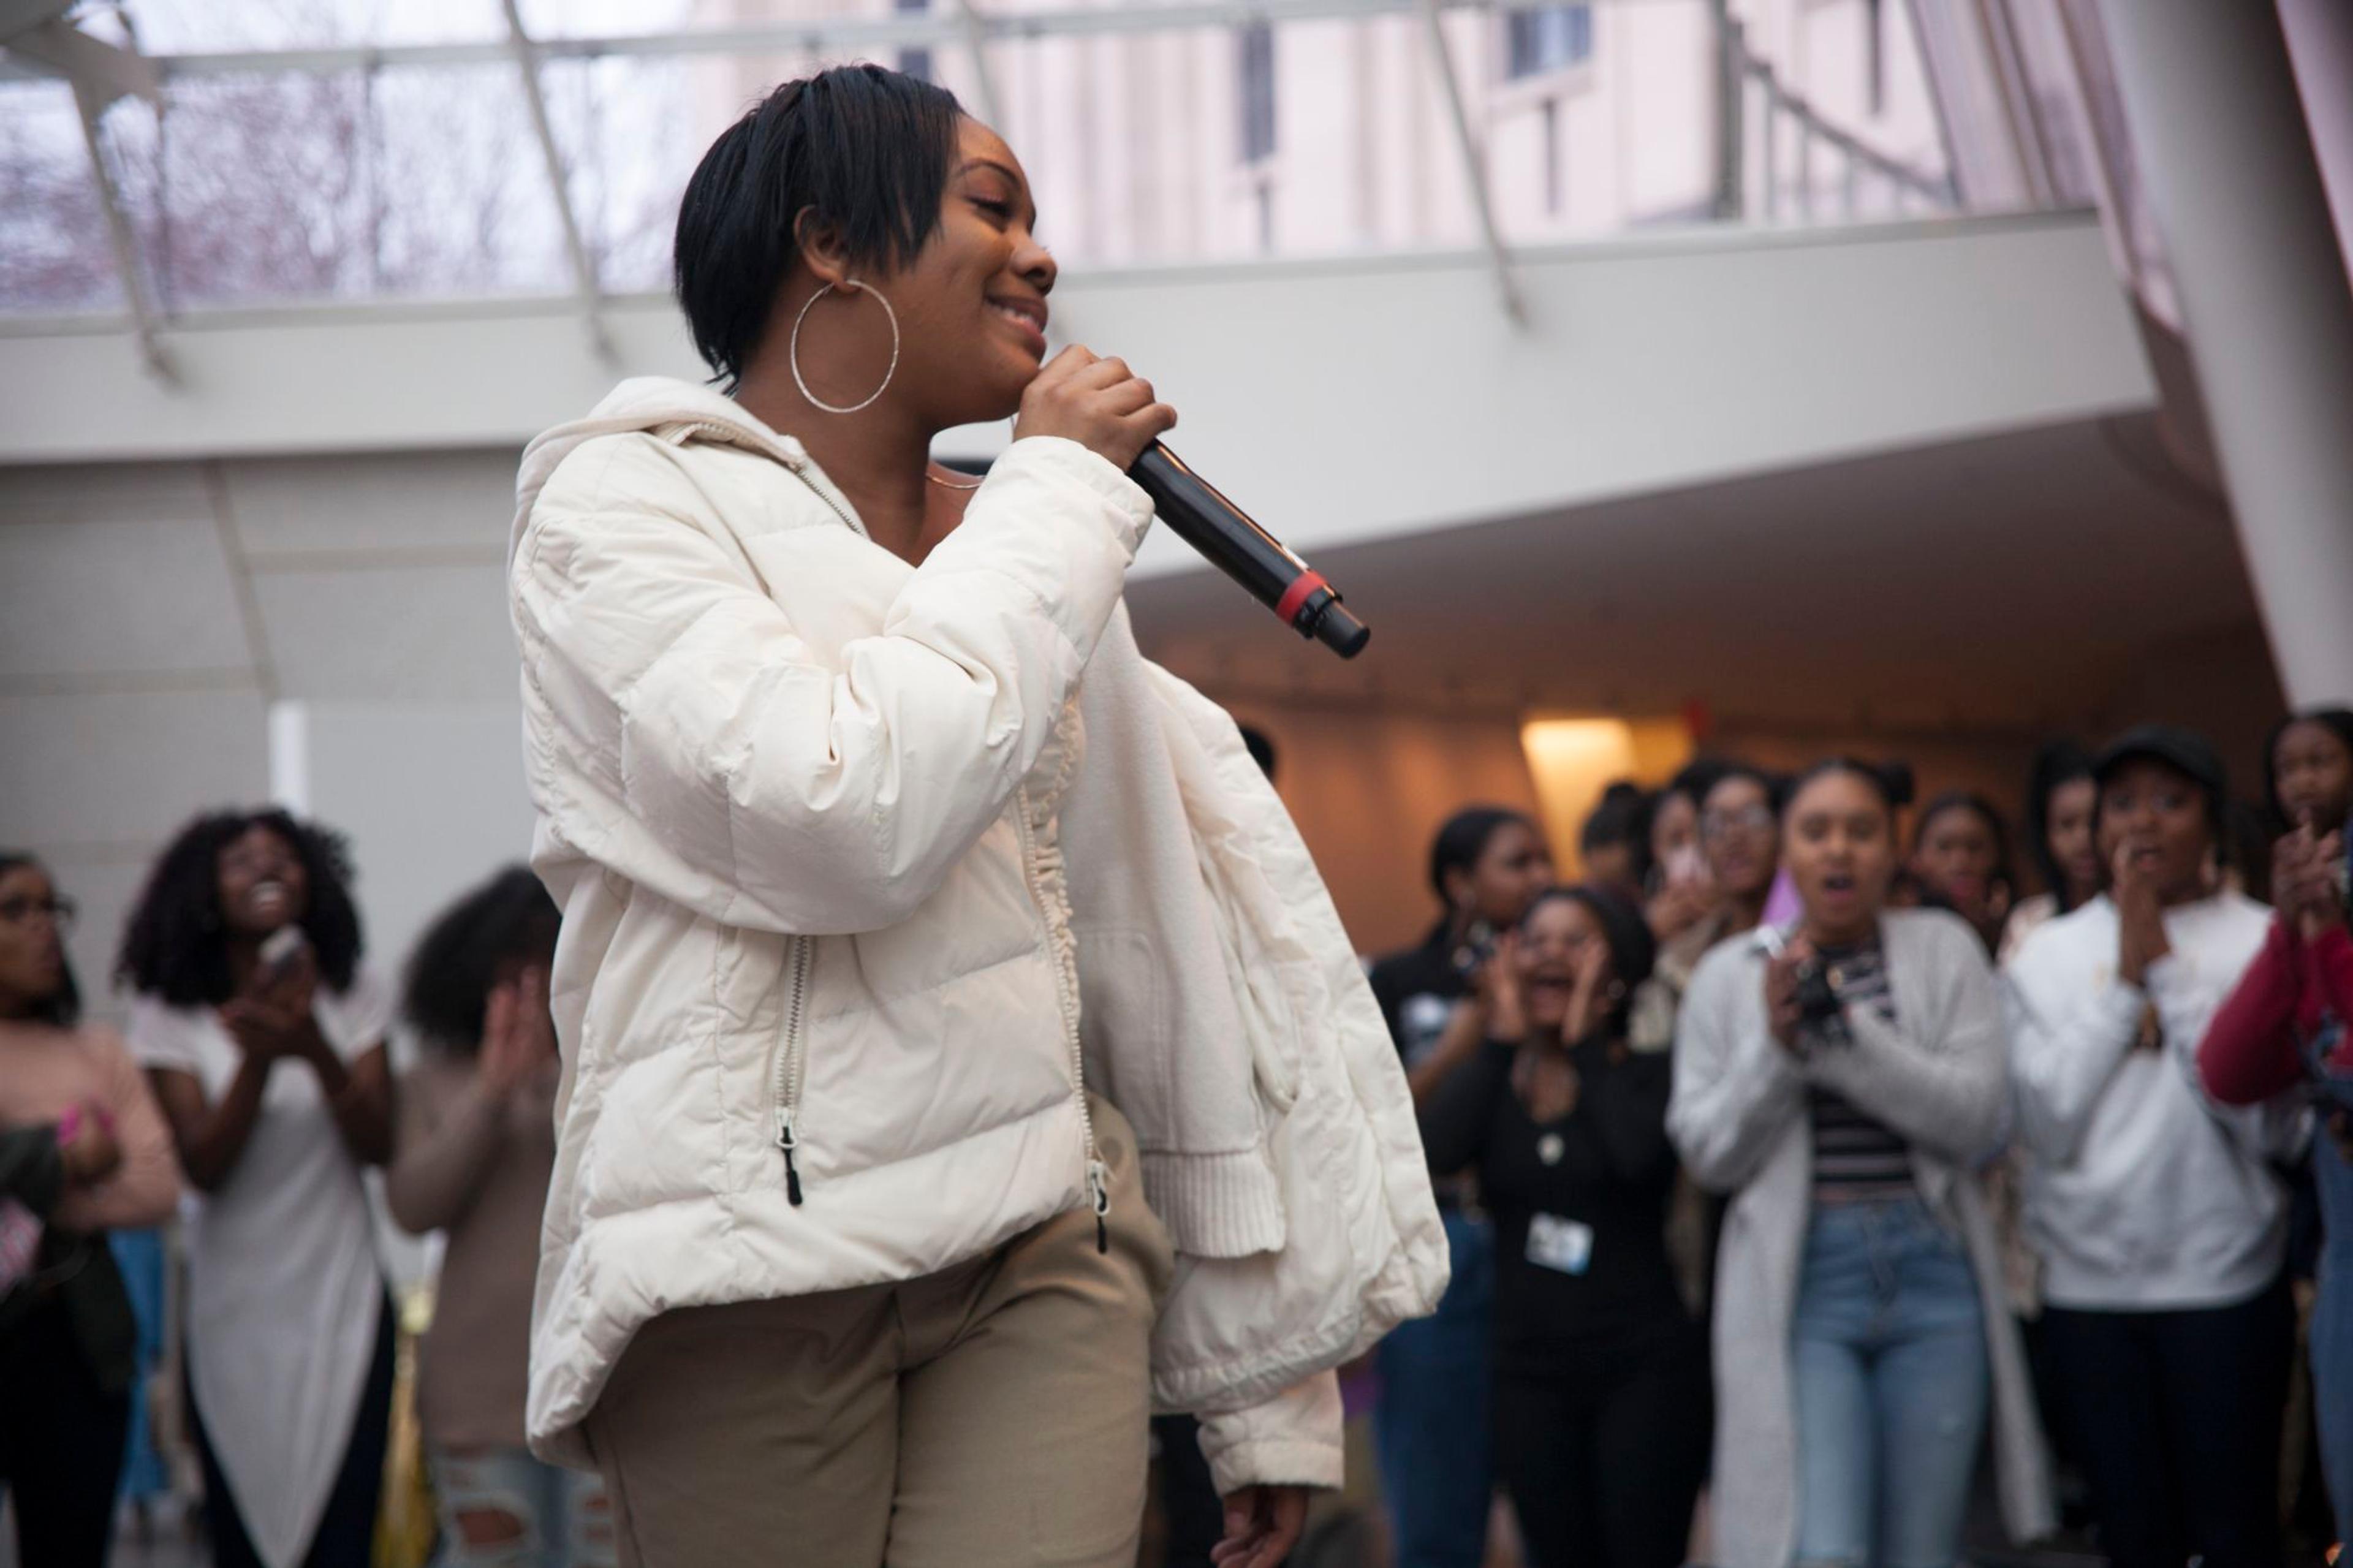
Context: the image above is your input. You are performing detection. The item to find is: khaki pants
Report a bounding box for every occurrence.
[583,1097,1175,1567]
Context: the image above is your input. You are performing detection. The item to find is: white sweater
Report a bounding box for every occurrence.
[2004,892,2300,1311]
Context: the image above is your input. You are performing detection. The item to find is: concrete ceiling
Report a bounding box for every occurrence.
[1128,409,2257,733]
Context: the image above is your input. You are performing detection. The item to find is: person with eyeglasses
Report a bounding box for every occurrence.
[1632,763,1778,1057]
[2008,726,2301,1568]
[1646,759,1732,949]
[121,810,398,1568]
[1669,759,2054,1568]
[2198,706,2353,1549]
[0,852,181,1567]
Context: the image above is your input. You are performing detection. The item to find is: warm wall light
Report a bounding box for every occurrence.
[1518,716,1694,875]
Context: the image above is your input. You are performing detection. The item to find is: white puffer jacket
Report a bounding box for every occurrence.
[507,379,1447,1493]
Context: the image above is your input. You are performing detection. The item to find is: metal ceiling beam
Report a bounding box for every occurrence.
[67,73,169,379]
[499,0,610,360]
[0,0,1572,83]
[0,0,74,47]
[4,16,159,104]
[1412,0,1525,324]
[7,15,173,377]
[950,0,1004,126]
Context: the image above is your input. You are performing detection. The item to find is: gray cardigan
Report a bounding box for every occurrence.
[1667,907,2055,1568]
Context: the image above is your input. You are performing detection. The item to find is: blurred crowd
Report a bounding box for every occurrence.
[1,706,2349,1568]
[1363,710,2353,1568]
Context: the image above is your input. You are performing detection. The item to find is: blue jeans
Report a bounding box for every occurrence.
[1375,1208,1495,1568]
[2314,1131,2353,1544]
[1790,1197,1988,1568]
[108,1227,170,1501]
[430,1445,615,1568]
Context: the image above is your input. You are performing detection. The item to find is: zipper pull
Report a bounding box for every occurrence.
[776,1107,804,1207]
[1086,1158,1111,1256]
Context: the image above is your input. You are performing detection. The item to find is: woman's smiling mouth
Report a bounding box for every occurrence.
[988,295,1048,351]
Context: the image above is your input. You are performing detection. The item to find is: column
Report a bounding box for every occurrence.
[2101,0,2353,708]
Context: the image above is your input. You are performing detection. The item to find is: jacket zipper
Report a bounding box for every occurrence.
[675,419,847,1206]
[771,936,814,1205]
[685,420,1071,1228]
[1012,784,1112,1254]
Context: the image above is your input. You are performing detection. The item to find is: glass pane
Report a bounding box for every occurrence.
[543,55,730,295]
[1727,0,1955,226]
[126,66,566,307]
[545,36,955,295]
[979,17,1481,267]
[521,0,786,40]
[0,83,125,316]
[1477,0,1970,247]
[123,0,505,53]
[368,66,568,297]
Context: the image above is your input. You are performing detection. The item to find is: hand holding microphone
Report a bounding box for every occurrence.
[1013,345,1370,659]
[1014,345,1178,471]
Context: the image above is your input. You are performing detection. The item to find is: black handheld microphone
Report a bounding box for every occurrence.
[1127,443,1370,660]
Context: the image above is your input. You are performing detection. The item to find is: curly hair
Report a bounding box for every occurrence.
[402,866,559,1057]
[0,852,81,1028]
[116,809,364,1007]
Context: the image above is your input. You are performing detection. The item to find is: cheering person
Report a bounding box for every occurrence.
[122,809,398,1568]
[1420,885,1708,1568]
[2198,708,2353,1548]
[2009,727,2298,1568]
[1669,760,2052,1568]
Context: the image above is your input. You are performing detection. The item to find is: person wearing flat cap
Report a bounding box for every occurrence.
[2004,725,2305,1568]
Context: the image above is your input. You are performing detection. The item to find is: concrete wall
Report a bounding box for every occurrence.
[0,452,522,1019]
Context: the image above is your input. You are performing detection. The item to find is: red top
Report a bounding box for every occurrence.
[2196,917,2353,1105]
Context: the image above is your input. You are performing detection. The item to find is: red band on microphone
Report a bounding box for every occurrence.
[1275,570,1329,628]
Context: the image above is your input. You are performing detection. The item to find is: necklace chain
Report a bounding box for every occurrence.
[927,468,985,491]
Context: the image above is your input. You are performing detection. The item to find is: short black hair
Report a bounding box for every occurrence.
[1702,760,1787,818]
[403,866,561,1058]
[1238,724,1279,783]
[2022,740,2095,911]
[1427,806,1536,904]
[116,809,363,1008]
[675,65,966,391]
[1579,782,1653,882]
[1914,791,2010,862]
[0,852,80,1028]
[1787,757,1917,817]
[1661,757,1735,816]
[2262,706,2353,830]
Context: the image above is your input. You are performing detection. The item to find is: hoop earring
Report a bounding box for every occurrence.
[790,279,900,415]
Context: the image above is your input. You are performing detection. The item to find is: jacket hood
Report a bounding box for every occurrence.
[510,376,812,569]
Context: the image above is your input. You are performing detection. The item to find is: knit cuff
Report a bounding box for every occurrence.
[1139,1146,1287,1259]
